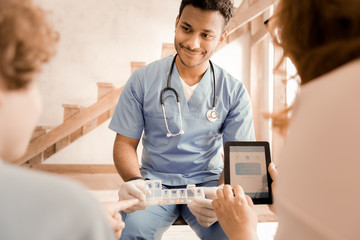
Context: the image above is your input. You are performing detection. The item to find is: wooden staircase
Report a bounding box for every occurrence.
[18,85,122,166]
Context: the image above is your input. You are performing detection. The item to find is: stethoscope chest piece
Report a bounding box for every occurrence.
[206,108,218,122]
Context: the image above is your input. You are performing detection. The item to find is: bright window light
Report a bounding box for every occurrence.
[285,58,300,106]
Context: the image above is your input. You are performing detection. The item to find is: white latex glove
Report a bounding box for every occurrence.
[118,179,149,213]
[187,186,220,227]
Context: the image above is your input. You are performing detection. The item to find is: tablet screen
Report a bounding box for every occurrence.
[225,141,273,204]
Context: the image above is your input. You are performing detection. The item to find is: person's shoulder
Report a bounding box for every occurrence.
[212,62,244,87]
[132,55,174,76]
[0,163,114,239]
[0,163,102,212]
[127,55,173,89]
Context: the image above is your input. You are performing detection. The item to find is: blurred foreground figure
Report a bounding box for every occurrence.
[0,0,137,239]
[213,0,360,239]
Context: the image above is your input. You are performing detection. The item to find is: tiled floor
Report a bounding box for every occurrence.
[257,222,278,240]
[162,222,278,240]
[162,225,199,240]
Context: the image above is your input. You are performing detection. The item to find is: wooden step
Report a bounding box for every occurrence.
[161,43,176,59]
[62,104,85,121]
[31,126,55,142]
[96,82,116,126]
[97,82,116,100]
[97,85,124,126]
[31,126,47,141]
[131,61,146,74]
[62,104,84,143]
[28,126,55,164]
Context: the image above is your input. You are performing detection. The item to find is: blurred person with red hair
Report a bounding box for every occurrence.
[0,0,137,239]
[212,0,360,239]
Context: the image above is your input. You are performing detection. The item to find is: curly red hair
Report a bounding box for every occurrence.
[0,0,58,90]
[268,0,360,135]
[273,0,360,84]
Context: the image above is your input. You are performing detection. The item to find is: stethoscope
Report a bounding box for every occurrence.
[160,54,218,137]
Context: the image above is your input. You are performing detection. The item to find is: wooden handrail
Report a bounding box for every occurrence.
[250,24,268,46]
[14,87,124,165]
[227,0,276,36]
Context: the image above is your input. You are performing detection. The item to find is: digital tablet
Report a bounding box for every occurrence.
[224,141,273,204]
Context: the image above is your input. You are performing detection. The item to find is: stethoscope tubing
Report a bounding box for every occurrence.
[160,87,179,104]
[160,54,217,137]
[209,60,216,109]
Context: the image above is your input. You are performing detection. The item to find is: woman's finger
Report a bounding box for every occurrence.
[222,185,234,200]
[233,185,245,200]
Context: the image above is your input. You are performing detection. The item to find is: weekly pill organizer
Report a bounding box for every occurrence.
[144,179,205,205]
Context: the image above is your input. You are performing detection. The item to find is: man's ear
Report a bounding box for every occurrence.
[175,15,180,29]
[218,31,228,48]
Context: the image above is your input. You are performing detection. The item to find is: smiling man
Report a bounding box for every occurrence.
[109,0,255,239]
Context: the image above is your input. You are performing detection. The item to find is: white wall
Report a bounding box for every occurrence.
[34,0,250,164]
[213,35,250,89]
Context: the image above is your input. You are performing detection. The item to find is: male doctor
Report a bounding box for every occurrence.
[109,0,255,239]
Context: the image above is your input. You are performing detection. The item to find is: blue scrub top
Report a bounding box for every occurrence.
[109,55,255,186]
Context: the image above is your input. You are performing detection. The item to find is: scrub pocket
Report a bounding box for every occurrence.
[144,112,181,150]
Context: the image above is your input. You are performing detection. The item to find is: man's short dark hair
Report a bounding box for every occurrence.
[179,0,234,26]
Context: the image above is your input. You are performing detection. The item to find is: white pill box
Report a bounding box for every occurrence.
[145,180,205,205]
